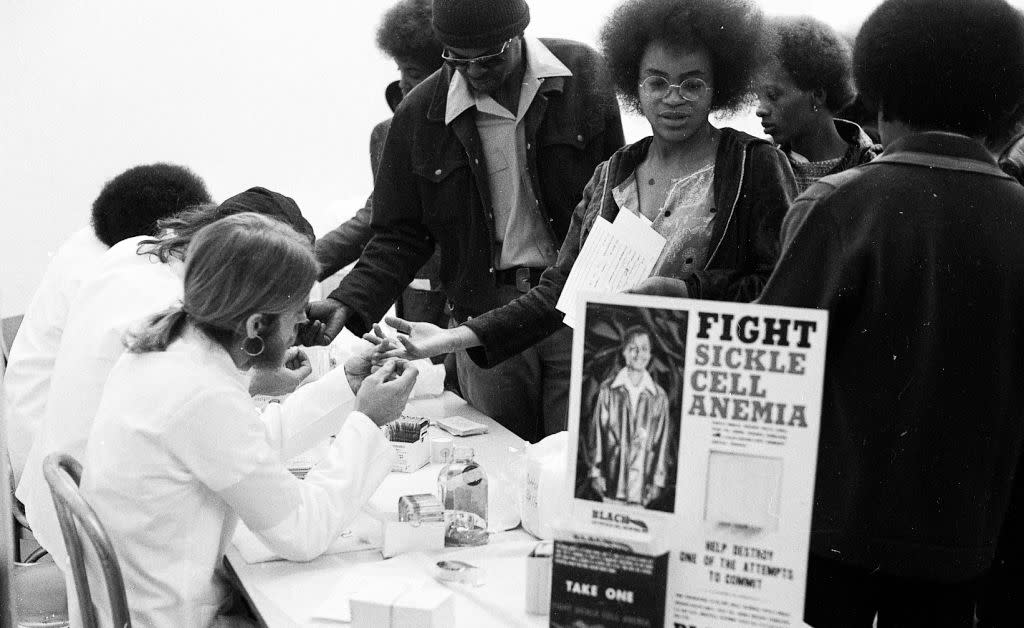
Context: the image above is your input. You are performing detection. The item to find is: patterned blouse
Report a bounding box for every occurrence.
[612,163,717,278]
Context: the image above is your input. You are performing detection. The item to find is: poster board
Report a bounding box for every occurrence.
[553,292,827,628]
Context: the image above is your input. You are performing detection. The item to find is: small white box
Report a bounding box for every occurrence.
[525,549,552,614]
[350,582,454,628]
[390,438,429,473]
[350,586,405,628]
[392,586,455,628]
[381,516,446,558]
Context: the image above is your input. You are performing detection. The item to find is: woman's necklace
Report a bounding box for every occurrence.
[636,130,719,219]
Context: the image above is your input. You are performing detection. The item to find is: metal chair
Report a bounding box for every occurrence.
[43,453,131,628]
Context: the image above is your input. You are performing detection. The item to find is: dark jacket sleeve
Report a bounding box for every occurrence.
[687,143,797,302]
[314,201,374,280]
[328,108,434,336]
[463,162,608,366]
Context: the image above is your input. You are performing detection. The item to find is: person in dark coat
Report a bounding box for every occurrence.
[304,0,625,442]
[756,1,1024,625]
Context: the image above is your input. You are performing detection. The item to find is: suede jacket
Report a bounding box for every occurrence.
[759,132,1024,581]
[330,39,624,336]
[465,129,797,366]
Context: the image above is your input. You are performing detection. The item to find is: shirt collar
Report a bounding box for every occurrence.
[445,36,572,125]
[610,367,659,397]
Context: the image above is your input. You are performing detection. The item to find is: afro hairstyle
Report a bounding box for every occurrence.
[770,16,855,113]
[599,0,766,114]
[376,0,444,71]
[91,163,211,247]
[854,0,1024,137]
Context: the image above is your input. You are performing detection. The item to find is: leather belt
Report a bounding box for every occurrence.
[494,267,545,293]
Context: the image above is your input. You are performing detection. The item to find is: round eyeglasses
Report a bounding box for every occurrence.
[441,38,515,70]
[639,76,710,102]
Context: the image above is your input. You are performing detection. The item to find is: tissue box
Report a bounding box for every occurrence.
[390,438,429,473]
[350,583,454,628]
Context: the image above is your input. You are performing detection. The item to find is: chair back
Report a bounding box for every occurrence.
[1,397,16,628]
[42,453,131,628]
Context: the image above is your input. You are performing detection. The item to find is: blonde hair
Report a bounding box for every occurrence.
[126,212,317,353]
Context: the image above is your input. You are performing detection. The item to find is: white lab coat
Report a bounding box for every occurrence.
[79,326,396,628]
[4,227,107,482]
[16,236,183,567]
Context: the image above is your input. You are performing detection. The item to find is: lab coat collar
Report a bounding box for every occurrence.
[171,324,249,389]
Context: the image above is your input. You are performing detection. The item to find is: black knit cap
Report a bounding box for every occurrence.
[431,0,530,49]
[216,187,315,243]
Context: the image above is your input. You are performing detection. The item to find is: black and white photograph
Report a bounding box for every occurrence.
[4,0,1024,626]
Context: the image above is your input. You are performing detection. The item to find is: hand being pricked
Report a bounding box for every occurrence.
[361,316,451,362]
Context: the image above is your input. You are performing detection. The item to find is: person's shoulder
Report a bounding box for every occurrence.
[539,37,599,58]
[718,127,780,160]
[394,69,445,114]
[799,167,871,207]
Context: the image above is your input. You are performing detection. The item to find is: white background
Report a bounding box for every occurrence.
[1,0,972,314]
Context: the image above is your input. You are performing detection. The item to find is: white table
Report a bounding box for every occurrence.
[224,392,550,627]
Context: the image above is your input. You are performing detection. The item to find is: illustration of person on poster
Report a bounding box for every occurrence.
[576,303,686,513]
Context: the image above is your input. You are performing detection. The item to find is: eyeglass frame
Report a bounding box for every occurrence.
[638,75,710,102]
[441,37,516,70]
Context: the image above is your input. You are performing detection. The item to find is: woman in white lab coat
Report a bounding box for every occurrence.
[77,212,416,628]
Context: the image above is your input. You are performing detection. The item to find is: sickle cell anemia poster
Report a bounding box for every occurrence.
[551,292,828,628]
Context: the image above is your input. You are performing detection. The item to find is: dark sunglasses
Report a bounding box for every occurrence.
[441,38,515,70]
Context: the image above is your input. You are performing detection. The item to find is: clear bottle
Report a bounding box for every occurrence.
[438,446,489,546]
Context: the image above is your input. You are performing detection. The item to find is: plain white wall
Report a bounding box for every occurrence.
[1,0,902,315]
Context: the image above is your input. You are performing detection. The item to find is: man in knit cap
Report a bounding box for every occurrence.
[307,0,624,441]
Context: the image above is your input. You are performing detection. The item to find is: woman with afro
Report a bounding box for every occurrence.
[755,16,881,193]
[368,0,796,410]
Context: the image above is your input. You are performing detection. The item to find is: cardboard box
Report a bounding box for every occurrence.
[390,438,429,473]
[392,586,455,628]
[549,538,668,628]
[350,582,454,628]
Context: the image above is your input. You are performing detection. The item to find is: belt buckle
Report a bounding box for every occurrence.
[515,267,531,293]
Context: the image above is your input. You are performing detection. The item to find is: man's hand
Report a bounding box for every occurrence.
[298,299,351,346]
[363,315,479,361]
[628,276,690,298]
[355,359,419,426]
[249,347,312,396]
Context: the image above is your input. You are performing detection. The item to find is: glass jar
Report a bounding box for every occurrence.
[438,446,489,546]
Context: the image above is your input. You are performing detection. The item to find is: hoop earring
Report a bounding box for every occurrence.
[812,103,820,112]
[242,336,265,357]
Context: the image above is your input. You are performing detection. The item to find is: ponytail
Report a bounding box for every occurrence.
[123,306,189,353]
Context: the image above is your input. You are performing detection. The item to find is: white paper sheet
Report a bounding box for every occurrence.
[555,213,666,328]
[231,512,383,564]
